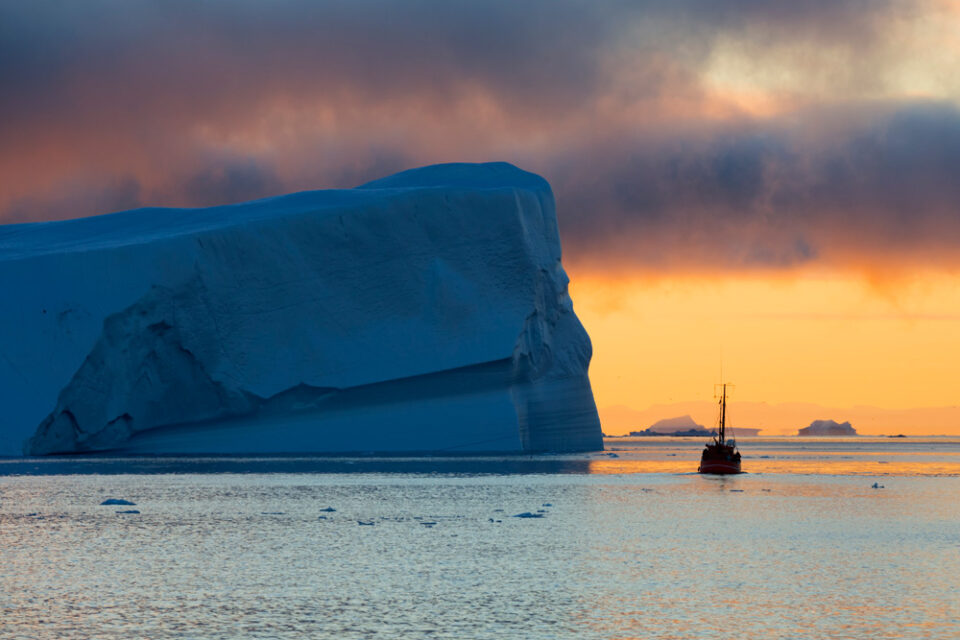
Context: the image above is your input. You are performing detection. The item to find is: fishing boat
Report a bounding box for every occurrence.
[698,383,742,474]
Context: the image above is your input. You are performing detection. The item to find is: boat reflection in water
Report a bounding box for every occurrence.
[698,383,742,474]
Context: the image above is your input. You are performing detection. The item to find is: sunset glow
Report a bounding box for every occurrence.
[573,270,960,434]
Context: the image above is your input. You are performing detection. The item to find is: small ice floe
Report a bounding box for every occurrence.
[729,489,744,493]
[761,489,772,492]
[871,482,885,489]
[542,503,553,507]
[116,510,140,514]
[605,453,620,458]
[100,498,136,506]
[419,521,437,527]
[513,512,544,518]
[493,509,504,513]
[357,520,375,526]
[667,453,677,457]
[488,518,503,523]
[319,507,336,512]
[261,512,284,515]
[317,516,329,520]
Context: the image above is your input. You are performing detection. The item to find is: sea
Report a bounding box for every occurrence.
[2,436,958,639]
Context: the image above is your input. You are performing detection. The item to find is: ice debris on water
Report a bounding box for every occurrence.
[357,521,375,526]
[100,498,136,506]
[261,512,284,515]
[116,510,140,514]
[513,512,544,518]
[542,503,552,507]
[319,507,336,512]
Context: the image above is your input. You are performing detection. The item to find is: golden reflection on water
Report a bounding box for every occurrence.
[592,437,960,476]
[587,458,960,475]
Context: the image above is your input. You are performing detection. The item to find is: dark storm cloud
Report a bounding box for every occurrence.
[3,0,956,272]
[552,102,960,269]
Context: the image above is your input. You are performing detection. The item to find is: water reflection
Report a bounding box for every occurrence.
[1,436,958,477]
[3,447,959,638]
[0,455,592,476]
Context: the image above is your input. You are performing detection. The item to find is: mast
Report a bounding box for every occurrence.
[719,383,727,444]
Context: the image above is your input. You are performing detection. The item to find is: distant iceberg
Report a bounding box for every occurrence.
[797,420,857,436]
[0,162,603,455]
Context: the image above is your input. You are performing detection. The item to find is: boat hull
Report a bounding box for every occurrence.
[698,459,742,474]
[698,442,742,474]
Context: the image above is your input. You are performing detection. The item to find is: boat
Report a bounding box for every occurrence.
[698,383,742,474]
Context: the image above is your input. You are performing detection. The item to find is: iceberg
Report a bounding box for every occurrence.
[797,419,857,436]
[0,162,602,455]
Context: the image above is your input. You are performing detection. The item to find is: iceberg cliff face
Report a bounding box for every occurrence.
[0,163,602,455]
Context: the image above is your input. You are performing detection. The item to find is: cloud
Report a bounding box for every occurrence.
[552,101,960,271]
[2,0,958,274]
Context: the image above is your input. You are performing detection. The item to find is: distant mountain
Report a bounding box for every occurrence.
[599,402,960,436]
[628,415,716,437]
[648,415,703,432]
[798,420,857,436]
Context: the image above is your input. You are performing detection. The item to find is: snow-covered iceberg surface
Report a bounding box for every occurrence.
[0,162,602,455]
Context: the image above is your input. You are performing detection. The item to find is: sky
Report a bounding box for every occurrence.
[3,1,960,434]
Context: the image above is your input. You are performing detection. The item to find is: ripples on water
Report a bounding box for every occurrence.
[2,437,959,639]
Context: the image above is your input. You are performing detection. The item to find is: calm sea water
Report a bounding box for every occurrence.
[2,437,959,639]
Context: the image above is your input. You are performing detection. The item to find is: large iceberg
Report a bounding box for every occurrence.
[0,163,603,455]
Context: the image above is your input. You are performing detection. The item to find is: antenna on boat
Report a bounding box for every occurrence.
[714,383,735,444]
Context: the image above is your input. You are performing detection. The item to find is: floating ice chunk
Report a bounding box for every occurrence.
[512,512,544,518]
[116,510,140,514]
[357,520,375,526]
[541,503,552,507]
[100,498,136,506]
[318,507,337,512]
